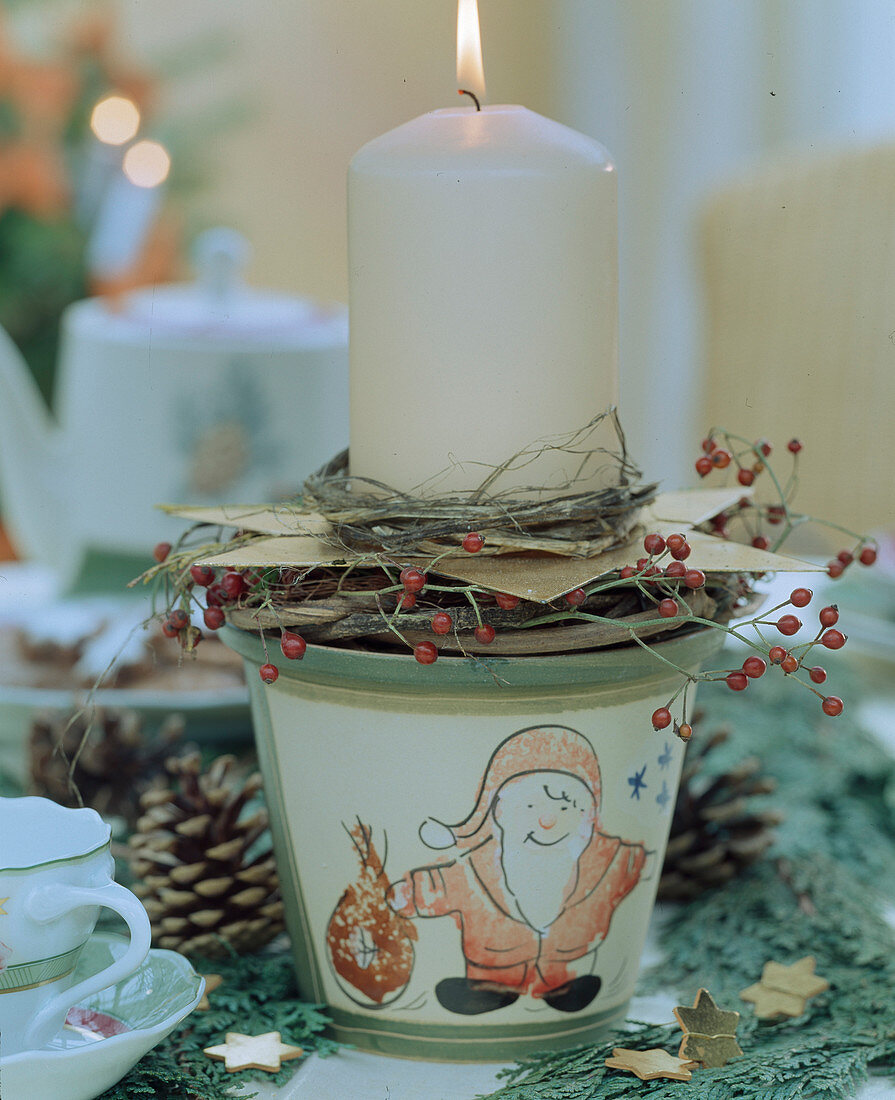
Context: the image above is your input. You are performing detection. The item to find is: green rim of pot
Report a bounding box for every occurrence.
[221,623,724,694]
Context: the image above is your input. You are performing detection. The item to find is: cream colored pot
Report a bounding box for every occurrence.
[223,627,721,1062]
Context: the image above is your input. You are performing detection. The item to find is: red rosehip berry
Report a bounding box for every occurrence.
[665,560,687,578]
[620,565,636,579]
[822,696,844,717]
[203,607,225,630]
[827,560,845,578]
[695,455,713,477]
[737,468,755,487]
[726,671,748,691]
[756,439,773,458]
[776,614,802,636]
[676,722,693,742]
[396,591,417,610]
[712,449,732,469]
[643,533,666,556]
[787,438,803,453]
[259,663,279,684]
[684,569,706,589]
[190,564,215,586]
[819,605,839,627]
[400,568,426,593]
[767,505,786,525]
[495,592,520,610]
[462,532,485,553]
[742,656,767,678]
[859,546,877,566]
[474,624,496,644]
[414,641,438,665]
[768,645,787,664]
[837,550,853,566]
[168,609,189,630]
[752,535,770,550]
[809,666,827,684]
[652,707,672,730]
[821,628,846,650]
[565,588,587,607]
[669,541,692,562]
[658,598,679,618]
[153,541,172,563]
[206,582,225,607]
[701,437,718,454]
[280,631,307,660]
[666,533,687,553]
[790,587,813,608]
[636,557,649,569]
[161,619,180,638]
[780,654,799,674]
[221,571,247,599]
[432,612,453,635]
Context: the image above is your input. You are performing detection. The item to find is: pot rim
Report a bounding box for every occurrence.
[221,623,723,693]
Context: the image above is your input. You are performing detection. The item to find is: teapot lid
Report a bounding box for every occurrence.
[77,229,346,348]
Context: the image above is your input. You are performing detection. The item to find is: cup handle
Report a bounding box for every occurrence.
[22,881,152,1050]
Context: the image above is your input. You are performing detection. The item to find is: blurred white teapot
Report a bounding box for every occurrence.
[0,229,347,581]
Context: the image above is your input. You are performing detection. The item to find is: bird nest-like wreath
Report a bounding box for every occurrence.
[139,419,875,735]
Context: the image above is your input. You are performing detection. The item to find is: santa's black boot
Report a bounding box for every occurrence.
[435,978,520,1015]
[542,975,601,1013]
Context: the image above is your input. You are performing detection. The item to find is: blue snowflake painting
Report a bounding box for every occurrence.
[628,766,647,800]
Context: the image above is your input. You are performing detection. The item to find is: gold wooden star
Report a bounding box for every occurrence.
[605,1047,699,1082]
[673,988,743,1068]
[740,955,830,1019]
[203,1031,303,1073]
[197,973,223,1011]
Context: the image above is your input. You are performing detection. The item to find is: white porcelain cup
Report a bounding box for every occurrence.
[0,797,151,1055]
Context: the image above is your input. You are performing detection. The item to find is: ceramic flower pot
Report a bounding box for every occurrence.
[222,626,721,1062]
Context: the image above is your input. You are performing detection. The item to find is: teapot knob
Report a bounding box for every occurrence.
[192,227,252,300]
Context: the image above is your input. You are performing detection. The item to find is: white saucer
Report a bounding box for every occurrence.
[0,933,204,1100]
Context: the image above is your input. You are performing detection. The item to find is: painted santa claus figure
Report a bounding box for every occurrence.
[388,725,649,1015]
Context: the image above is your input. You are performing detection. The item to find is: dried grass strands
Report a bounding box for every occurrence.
[300,411,658,557]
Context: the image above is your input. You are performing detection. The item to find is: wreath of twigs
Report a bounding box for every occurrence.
[136,423,877,737]
[301,410,657,557]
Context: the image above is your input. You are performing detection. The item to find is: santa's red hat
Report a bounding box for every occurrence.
[419,726,602,851]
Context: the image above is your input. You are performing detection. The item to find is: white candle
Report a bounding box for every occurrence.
[348,4,617,496]
[86,139,170,281]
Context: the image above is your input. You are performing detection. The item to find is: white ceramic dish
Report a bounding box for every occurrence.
[0,933,204,1100]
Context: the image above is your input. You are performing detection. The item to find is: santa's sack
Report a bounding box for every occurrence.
[221,625,720,1062]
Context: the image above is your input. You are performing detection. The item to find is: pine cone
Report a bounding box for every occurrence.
[28,707,184,827]
[659,723,783,901]
[128,752,285,957]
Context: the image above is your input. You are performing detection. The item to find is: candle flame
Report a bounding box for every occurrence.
[122,140,170,188]
[90,95,141,146]
[457,0,485,104]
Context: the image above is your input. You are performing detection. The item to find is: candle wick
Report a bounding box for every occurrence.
[458,89,481,112]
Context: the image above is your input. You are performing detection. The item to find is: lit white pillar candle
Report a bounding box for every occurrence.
[87,139,170,281]
[348,0,617,496]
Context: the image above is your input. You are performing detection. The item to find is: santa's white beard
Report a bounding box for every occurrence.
[500,827,591,933]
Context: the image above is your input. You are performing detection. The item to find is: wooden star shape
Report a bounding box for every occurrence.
[197,973,223,1011]
[740,955,830,1019]
[673,988,743,1068]
[605,1047,699,1082]
[203,1031,303,1073]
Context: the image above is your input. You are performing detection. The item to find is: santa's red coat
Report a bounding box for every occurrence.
[396,830,646,998]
